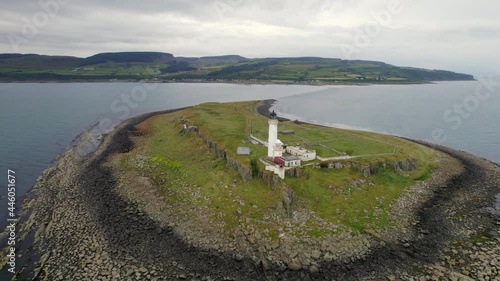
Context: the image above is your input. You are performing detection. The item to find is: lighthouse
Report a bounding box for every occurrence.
[268,110,279,157]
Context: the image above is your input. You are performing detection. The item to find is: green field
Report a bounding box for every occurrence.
[0,52,474,82]
[115,101,437,240]
[251,120,396,158]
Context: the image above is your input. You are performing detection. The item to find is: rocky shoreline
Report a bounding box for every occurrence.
[3,101,499,280]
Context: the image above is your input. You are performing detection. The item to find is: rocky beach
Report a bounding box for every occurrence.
[2,101,499,281]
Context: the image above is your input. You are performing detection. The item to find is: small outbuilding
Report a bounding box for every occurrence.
[237,147,251,155]
[280,130,295,135]
[286,146,316,161]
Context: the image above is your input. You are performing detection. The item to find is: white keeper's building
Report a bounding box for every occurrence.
[263,111,316,179]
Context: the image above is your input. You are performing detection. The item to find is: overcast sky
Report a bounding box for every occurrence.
[1,0,499,76]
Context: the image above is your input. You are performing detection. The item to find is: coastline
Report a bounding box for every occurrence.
[2,100,498,280]
[0,79,444,86]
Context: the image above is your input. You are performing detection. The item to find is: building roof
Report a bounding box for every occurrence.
[237,147,251,155]
[287,146,315,153]
[281,155,300,161]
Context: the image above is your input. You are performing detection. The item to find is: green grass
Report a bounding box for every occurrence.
[0,55,474,82]
[306,145,340,157]
[285,166,413,231]
[130,111,282,236]
[250,119,395,158]
[117,101,438,238]
[320,138,394,156]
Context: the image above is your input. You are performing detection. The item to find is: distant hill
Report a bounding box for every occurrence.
[176,55,247,66]
[0,54,82,69]
[0,52,475,83]
[0,54,35,60]
[81,52,174,66]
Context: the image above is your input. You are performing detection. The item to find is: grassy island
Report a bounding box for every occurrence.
[111,101,438,256]
[13,100,499,280]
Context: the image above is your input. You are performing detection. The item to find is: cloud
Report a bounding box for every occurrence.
[0,0,499,75]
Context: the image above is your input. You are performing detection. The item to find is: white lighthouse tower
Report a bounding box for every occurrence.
[268,110,279,157]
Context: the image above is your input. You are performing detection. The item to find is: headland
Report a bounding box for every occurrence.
[2,100,498,281]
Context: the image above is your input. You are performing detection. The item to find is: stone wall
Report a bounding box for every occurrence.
[197,132,253,181]
[285,167,304,177]
[323,159,418,177]
[195,128,416,182]
[260,170,281,187]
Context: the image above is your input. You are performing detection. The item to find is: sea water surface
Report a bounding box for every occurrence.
[0,82,327,229]
[272,81,500,164]
[0,81,499,231]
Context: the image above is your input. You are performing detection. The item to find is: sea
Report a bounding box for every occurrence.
[0,81,499,231]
